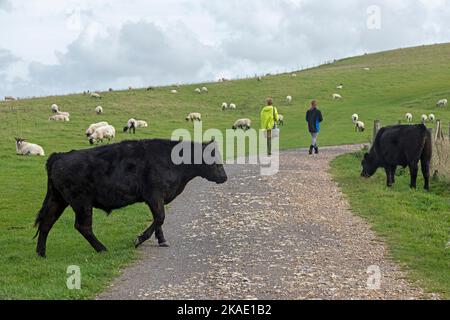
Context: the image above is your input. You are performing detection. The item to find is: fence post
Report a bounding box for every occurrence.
[373,120,381,141]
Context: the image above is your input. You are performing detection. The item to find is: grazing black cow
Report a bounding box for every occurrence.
[34,139,228,258]
[361,124,432,190]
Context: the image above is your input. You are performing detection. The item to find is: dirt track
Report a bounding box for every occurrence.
[98,146,431,300]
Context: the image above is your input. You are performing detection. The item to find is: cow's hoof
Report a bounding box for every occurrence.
[37,252,46,258]
[159,242,170,248]
[134,238,143,248]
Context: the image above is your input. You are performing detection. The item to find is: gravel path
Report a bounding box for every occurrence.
[98,145,431,300]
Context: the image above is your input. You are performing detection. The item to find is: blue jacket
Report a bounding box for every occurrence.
[306,108,323,133]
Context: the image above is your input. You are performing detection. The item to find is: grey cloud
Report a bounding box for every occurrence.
[0,0,12,12]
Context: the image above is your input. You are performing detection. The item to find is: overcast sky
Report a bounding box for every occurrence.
[1,0,450,98]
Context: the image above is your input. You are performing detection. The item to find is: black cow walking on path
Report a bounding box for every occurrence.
[361,124,432,190]
[34,139,228,258]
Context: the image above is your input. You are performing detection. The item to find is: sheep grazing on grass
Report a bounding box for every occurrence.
[421,114,428,123]
[51,104,59,113]
[171,89,178,94]
[221,102,228,110]
[195,88,202,94]
[428,114,436,123]
[95,106,103,115]
[355,121,365,132]
[89,125,116,145]
[136,120,148,128]
[436,99,448,108]
[277,114,284,126]
[363,67,371,71]
[201,87,208,93]
[123,118,137,134]
[186,113,202,122]
[15,138,45,156]
[229,103,237,110]
[232,119,252,131]
[49,114,70,122]
[86,121,109,137]
[337,84,344,90]
[405,113,413,123]
[333,93,342,100]
[90,92,102,99]
[286,96,293,104]
[5,96,16,101]
[352,114,359,124]
[291,73,297,77]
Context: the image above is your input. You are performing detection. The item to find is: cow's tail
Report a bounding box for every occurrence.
[33,153,63,239]
[423,127,433,161]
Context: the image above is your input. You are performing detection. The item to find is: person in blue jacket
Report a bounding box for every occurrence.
[306,100,323,155]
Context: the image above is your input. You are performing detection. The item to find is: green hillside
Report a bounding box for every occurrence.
[1,43,449,299]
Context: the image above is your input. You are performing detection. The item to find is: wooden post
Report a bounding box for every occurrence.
[373,120,381,141]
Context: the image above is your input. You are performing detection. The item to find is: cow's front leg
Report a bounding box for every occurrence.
[385,167,393,187]
[409,162,419,189]
[390,166,397,184]
[135,196,168,248]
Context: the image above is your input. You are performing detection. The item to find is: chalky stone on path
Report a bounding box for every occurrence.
[98,146,433,300]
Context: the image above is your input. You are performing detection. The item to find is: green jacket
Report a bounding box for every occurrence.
[260,105,279,130]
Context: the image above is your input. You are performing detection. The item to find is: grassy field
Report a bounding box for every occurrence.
[1,43,450,299]
[331,152,450,299]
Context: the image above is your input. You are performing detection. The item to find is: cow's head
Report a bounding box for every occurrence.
[200,140,228,184]
[361,152,378,178]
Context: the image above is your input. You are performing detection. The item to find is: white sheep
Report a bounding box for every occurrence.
[291,73,297,77]
[56,111,70,118]
[171,89,178,94]
[232,119,252,131]
[95,106,103,115]
[333,93,342,100]
[286,96,293,104]
[49,114,70,122]
[277,114,284,126]
[337,84,344,90]
[421,114,428,123]
[436,99,448,108]
[15,138,45,156]
[221,102,228,110]
[136,120,148,128]
[363,67,371,71]
[90,92,102,99]
[405,113,413,123]
[429,114,436,123]
[194,88,202,94]
[352,114,359,124]
[355,121,365,132]
[186,113,202,122]
[89,125,116,145]
[201,87,208,93]
[123,118,137,134]
[51,104,59,113]
[86,121,109,137]
[229,103,237,110]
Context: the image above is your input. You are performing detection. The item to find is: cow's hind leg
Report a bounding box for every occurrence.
[385,167,393,187]
[421,158,431,191]
[73,206,107,253]
[36,197,68,258]
[409,162,419,189]
[135,197,168,248]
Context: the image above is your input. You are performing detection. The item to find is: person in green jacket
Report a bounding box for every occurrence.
[260,97,279,156]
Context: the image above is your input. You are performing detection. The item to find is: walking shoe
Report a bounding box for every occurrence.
[309,145,314,155]
[314,145,319,154]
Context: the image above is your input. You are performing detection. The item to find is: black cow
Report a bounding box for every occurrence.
[361,124,432,190]
[34,139,228,257]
